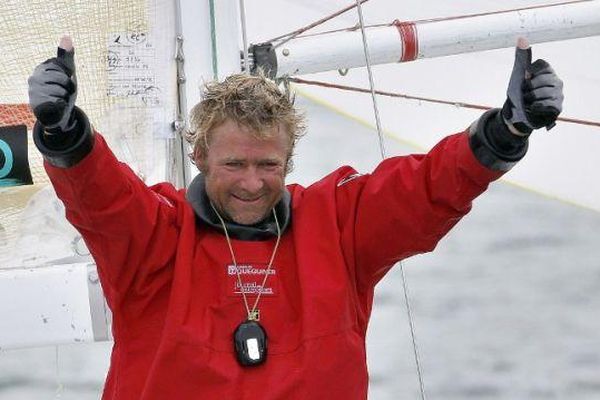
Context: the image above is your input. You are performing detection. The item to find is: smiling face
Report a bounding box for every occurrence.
[195,119,289,225]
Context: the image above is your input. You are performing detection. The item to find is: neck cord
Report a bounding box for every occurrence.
[210,203,282,321]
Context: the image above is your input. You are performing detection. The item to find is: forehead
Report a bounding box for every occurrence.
[208,119,289,158]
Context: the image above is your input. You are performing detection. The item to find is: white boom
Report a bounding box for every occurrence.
[272,1,600,77]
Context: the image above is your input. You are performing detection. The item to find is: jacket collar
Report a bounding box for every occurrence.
[185,174,291,241]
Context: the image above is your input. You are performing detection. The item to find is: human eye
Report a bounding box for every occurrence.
[259,160,282,171]
[224,160,244,169]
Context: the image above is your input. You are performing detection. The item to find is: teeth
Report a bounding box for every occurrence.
[234,195,260,202]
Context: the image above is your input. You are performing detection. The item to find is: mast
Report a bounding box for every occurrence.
[171,0,242,188]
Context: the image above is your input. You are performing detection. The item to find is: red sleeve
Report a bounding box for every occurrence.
[337,132,504,289]
[44,133,181,307]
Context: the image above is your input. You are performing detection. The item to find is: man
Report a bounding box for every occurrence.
[28,36,562,399]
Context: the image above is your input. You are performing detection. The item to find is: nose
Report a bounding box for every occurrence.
[238,167,264,194]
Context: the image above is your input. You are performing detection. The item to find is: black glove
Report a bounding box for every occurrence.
[28,36,78,134]
[502,38,564,136]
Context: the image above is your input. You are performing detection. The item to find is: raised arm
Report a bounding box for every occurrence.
[28,37,182,306]
[341,39,563,288]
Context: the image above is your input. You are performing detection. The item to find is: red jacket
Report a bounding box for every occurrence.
[45,130,502,399]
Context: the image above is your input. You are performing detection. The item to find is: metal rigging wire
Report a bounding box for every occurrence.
[287,78,600,129]
[245,0,430,395]
[263,0,372,50]
[354,1,427,399]
[285,0,594,41]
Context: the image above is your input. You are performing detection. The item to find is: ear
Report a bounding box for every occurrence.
[193,146,207,173]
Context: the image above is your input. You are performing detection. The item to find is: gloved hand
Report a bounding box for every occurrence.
[502,37,564,136]
[28,36,77,134]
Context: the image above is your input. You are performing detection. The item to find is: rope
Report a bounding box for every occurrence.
[353,1,426,399]
[263,0,372,50]
[399,261,426,400]
[409,0,593,25]
[289,0,594,40]
[289,78,600,129]
[354,0,386,159]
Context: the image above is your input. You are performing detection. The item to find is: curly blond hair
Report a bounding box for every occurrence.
[186,73,305,173]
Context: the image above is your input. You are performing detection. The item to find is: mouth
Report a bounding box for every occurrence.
[232,194,263,203]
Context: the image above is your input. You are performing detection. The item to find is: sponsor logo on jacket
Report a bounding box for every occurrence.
[226,263,278,297]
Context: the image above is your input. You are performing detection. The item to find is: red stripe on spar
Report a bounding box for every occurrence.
[393,21,418,62]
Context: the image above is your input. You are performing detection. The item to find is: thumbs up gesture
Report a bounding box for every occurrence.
[28,36,78,134]
[502,38,564,136]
